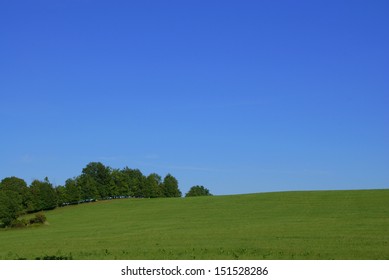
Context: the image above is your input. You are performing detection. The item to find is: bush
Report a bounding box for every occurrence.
[11,219,28,228]
[29,213,47,224]
[185,185,212,197]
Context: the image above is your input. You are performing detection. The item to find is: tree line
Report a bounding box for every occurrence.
[0,162,182,227]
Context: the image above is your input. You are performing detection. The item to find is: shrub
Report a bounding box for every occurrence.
[35,213,47,223]
[29,213,47,224]
[11,219,27,228]
[185,185,213,197]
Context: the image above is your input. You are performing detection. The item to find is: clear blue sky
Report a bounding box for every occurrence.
[1,0,388,195]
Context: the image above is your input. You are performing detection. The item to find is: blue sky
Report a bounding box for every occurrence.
[1,0,388,195]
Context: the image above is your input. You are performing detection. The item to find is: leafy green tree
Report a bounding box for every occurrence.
[0,190,22,227]
[78,174,99,200]
[144,173,162,198]
[0,176,27,192]
[0,176,33,212]
[80,162,112,199]
[65,178,81,203]
[55,185,68,206]
[121,168,145,198]
[30,178,58,211]
[111,168,130,197]
[162,174,181,197]
[185,185,212,197]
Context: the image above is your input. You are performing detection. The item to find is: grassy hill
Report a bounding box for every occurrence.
[0,189,388,260]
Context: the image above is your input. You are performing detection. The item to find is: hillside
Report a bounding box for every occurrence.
[0,189,388,260]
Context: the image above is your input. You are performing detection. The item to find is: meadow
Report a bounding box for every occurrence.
[0,189,388,260]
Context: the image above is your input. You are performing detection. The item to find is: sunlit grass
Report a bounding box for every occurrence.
[0,189,388,259]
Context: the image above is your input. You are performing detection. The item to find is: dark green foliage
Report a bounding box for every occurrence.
[80,162,112,199]
[111,167,143,198]
[122,168,146,198]
[78,174,99,200]
[0,190,22,227]
[144,173,162,198]
[55,185,68,206]
[0,176,33,212]
[0,176,27,193]
[70,163,181,200]
[0,162,184,226]
[162,174,182,197]
[185,185,212,197]
[58,163,183,202]
[29,213,47,224]
[0,177,53,227]
[109,169,122,197]
[30,178,58,211]
[64,178,81,204]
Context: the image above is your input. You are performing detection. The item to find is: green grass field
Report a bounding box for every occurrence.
[0,189,388,260]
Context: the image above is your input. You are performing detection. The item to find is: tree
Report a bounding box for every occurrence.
[0,176,33,212]
[111,168,131,197]
[55,185,68,206]
[30,178,58,211]
[121,168,145,198]
[78,174,98,200]
[0,176,28,193]
[0,163,188,218]
[162,174,181,197]
[0,190,22,227]
[80,162,112,199]
[65,178,81,204]
[144,173,162,198]
[185,185,212,197]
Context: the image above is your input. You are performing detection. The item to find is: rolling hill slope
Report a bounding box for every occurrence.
[0,189,388,259]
